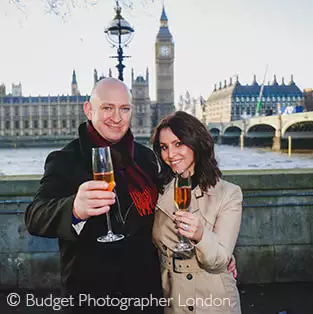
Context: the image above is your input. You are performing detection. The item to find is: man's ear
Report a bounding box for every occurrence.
[84,101,92,120]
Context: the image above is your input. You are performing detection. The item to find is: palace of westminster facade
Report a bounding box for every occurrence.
[0,7,175,145]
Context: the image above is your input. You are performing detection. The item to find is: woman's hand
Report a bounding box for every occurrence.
[228,255,237,278]
[174,211,203,243]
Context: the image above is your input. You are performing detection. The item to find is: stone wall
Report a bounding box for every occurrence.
[0,169,312,288]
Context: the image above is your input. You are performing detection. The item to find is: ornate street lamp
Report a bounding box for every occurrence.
[104,1,134,81]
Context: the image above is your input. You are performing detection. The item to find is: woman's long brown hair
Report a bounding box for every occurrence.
[152,111,222,193]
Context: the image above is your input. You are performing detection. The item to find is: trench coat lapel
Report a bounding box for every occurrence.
[156,180,176,218]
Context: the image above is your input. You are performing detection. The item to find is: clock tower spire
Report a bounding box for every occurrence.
[155,5,175,111]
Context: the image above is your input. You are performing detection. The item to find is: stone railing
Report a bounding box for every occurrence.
[0,169,313,288]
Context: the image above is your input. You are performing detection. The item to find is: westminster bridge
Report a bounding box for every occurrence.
[208,111,313,150]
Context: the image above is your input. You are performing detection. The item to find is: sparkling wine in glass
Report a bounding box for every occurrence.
[92,147,124,243]
[173,173,194,252]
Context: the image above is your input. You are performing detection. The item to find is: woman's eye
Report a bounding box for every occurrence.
[160,145,167,151]
[175,142,182,147]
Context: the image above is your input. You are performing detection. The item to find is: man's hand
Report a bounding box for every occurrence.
[73,181,116,220]
[227,255,237,278]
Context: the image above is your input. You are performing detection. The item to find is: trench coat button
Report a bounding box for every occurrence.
[162,244,167,251]
[186,273,193,280]
[188,305,194,311]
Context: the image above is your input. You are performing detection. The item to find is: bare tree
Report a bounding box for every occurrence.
[9,0,157,17]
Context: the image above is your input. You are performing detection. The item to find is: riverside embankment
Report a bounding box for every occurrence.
[0,169,312,290]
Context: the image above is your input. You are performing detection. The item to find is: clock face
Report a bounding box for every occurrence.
[160,45,169,56]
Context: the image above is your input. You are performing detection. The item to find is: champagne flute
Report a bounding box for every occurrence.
[173,172,194,252]
[92,147,124,243]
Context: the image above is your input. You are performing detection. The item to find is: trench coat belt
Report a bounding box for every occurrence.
[161,254,200,273]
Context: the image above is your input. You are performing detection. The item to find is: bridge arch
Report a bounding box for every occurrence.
[209,128,220,136]
[246,124,275,137]
[283,120,313,136]
[224,126,242,137]
[283,121,313,138]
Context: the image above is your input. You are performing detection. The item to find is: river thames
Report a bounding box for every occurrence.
[1,145,313,176]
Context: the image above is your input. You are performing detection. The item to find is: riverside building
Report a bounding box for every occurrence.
[203,75,304,124]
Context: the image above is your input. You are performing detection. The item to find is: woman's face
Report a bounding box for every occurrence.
[159,128,195,175]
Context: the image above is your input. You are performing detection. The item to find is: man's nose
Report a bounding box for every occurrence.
[111,108,122,123]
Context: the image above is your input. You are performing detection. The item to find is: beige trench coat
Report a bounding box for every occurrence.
[152,178,242,314]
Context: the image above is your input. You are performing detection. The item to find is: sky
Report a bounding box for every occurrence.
[1,0,313,103]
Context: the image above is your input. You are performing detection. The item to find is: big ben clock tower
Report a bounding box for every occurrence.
[155,6,175,119]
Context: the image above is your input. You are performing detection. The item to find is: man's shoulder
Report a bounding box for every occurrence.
[45,139,80,169]
[133,142,159,172]
[134,142,154,157]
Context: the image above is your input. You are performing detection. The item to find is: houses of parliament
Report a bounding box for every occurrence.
[0,7,175,147]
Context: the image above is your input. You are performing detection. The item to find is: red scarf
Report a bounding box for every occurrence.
[87,122,158,216]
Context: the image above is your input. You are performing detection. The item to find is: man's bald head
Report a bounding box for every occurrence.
[84,77,133,143]
[90,78,132,106]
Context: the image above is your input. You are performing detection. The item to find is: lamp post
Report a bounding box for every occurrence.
[104,1,134,82]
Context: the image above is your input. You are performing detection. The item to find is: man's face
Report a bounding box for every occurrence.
[84,80,132,143]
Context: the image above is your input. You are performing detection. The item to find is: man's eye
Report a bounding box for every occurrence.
[103,106,113,111]
[121,107,131,112]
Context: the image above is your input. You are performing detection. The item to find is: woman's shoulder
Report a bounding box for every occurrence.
[209,178,242,196]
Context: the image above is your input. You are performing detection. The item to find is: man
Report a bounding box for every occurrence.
[25,78,163,313]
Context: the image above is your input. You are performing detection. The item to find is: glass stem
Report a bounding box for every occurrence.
[179,234,186,244]
[106,212,113,233]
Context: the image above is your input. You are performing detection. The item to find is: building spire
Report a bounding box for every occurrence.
[72,70,77,85]
[71,70,79,96]
[131,68,134,84]
[290,74,294,85]
[146,67,149,83]
[161,5,168,22]
[93,69,98,85]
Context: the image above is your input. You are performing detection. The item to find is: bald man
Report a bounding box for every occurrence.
[25,78,163,314]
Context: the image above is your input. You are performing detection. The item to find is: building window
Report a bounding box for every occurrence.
[138,118,143,126]
[42,106,49,115]
[32,105,39,115]
[61,106,67,115]
[52,106,57,116]
[5,121,10,129]
[43,120,48,128]
[62,120,67,128]
[33,120,38,128]
[53,120,58,128]
[24,120,29,129]
[23,106,29,116]
[14,107,19,116]
[4,106,10,116]
[72,120,76,128]
[15,121,20,129]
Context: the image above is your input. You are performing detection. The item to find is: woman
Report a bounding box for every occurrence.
[152,111,242,313]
